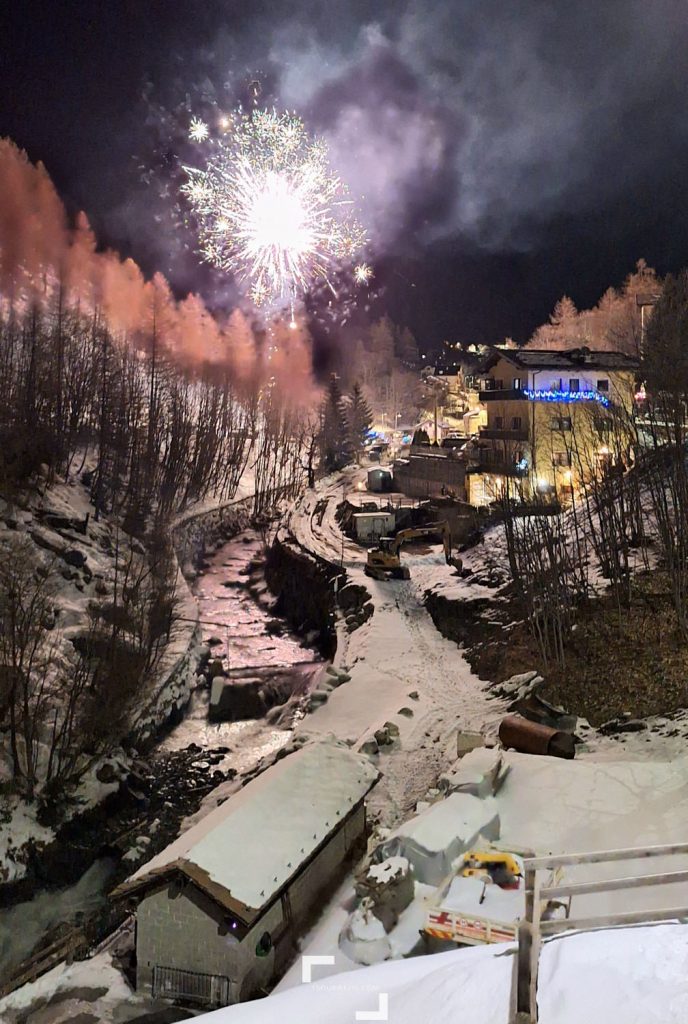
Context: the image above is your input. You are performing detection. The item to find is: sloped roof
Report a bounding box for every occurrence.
[482,347,639,372]
[114,741,379,923]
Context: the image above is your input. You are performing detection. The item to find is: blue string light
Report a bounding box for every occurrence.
[523,388,610,408]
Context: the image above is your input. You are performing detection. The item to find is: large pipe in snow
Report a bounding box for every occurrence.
[499,714,575,760]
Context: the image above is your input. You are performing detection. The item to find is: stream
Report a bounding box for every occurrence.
[0,528,322,983]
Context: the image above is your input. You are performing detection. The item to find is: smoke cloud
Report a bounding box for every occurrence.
[257,0,687,252]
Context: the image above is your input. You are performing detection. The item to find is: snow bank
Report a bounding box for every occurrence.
[197,944,512,1024]
[376,792,500,885]
[193,924,688,1024]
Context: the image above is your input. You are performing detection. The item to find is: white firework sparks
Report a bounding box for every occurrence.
[354,262,373,285]
[181,108,368,307]
[189,117,209,142]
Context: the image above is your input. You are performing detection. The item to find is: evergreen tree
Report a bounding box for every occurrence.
[319,374,350,471]
[396,326,419,367]
[346,382,373,463]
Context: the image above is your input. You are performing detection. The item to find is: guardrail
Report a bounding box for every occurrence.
[513,842,688,1023]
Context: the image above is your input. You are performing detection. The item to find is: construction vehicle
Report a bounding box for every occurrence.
[424,846,569,946]
[365,521,462,580]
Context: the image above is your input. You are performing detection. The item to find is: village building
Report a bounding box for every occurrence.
[465,347,639,505]
[112,742,379,1010]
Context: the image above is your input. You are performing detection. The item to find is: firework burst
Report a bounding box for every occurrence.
[189,117,209,143]
[181,109,368,308]
[354,262,373,285]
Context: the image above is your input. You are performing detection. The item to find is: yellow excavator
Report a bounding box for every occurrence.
[365,521,463,580]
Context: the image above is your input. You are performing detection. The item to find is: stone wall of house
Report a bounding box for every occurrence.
[135,801,367,1006]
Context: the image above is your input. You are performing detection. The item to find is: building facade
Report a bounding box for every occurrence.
[466,347,639,504]
[113,743,379,1010]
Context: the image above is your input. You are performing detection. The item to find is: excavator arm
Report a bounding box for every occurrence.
[366,521,462,580]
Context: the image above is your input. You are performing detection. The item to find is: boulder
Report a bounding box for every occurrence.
[96,762,119,784]
[63,547,87,568]
[207,658,227,680]
[355,856,414,931]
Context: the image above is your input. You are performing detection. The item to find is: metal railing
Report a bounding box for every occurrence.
[513,842,688,1023]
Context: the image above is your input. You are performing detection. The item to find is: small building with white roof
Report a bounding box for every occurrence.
[113,741,379,1009]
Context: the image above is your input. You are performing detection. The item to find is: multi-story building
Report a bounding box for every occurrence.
[466,347,639,505]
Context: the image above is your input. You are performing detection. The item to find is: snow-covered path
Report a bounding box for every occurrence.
[288,471,504,824]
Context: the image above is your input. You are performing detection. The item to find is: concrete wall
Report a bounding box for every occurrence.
[394,455,467,500]
[136,801,367,1006]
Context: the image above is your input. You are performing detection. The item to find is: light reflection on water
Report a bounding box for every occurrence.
[159,530,321,775]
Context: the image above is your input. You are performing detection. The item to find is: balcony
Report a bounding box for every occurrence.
[479,427,529,442]
[479,388,526,402]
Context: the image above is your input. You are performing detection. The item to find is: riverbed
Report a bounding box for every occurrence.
[159,529,321,770]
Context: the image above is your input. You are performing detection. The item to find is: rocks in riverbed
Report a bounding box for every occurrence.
[64,547,87,568]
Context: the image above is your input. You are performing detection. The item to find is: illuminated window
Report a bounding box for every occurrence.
[512,377,522,389]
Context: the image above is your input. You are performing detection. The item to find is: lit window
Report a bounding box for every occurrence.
[513,377,521,390]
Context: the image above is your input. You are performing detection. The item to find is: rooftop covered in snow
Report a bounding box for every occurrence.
[113,741,379,924]
[480,346,639,372]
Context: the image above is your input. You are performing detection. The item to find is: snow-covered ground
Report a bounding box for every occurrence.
[287,470,506,825]
[6,468,688,1022]
[196,924,688,1024]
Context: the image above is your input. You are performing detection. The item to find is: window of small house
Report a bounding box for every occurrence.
[552,452,571,466]
[597,378,609,392]
[597,419,612,434]
[511,416,522,430]
[255,932,273,957]
[494,379,503,390]
[569,378,580,391]
[494,416,503,429]
[512,377,521,390]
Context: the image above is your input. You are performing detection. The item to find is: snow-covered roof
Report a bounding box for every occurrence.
[482,346,639,372]
[116,741,379,922]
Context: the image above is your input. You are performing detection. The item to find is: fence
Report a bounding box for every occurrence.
[513,842,688,1023]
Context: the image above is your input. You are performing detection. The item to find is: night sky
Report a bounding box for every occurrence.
[2,0,688,353]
